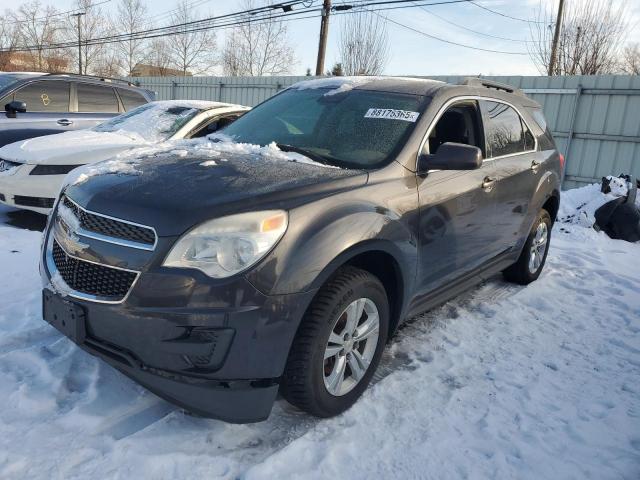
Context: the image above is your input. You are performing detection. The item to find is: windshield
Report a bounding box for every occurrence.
[0,73,39,91]
[220,87,425,169]
[93,103,205,142]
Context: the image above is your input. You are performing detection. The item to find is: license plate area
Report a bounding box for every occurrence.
[43,289,86,344]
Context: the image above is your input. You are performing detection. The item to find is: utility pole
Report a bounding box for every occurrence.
[547,0,565,76]
[71,12,86,75]
[315,0,331,76]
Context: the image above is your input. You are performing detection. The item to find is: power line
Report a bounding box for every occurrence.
[413,2,534,43]
[468,0,545,24]
[374,11,528,54]
[2,0,533,55]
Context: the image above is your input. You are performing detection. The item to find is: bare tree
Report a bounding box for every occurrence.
[144,38,174,76]
[11,1,65,71]
[338,11,389,76]
[165,0,216,75]
[621,43,640,75]
[0,14,20,70]
[65,0,114,75]
[529,0,628,75]
[222,0,296,76]
[114,0,149,76]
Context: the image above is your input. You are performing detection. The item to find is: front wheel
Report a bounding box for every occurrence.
[503,209,552,285]
[282,266,389,417]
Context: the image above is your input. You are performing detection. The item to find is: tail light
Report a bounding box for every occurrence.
[559,153,565,172]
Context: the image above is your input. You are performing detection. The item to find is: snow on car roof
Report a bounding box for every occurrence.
[290,76,445,96]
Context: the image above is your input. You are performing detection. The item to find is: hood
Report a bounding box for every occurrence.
[64,150,367,236]
[0,130,146,165]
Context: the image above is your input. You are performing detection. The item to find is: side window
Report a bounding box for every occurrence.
[77,83,119,113]
[191,113,244,138]
[481,101,533,157]
[427,101,483,155]
[14,81,70,112]
[117,88,147,111]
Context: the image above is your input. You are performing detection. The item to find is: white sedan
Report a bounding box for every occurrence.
[0,100,248,214]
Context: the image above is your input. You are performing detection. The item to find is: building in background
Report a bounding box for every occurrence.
[130,63,193,77]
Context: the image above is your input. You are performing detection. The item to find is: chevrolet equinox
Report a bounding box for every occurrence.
[40,77,561,423]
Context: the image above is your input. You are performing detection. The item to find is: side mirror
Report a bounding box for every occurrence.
[5,100,27,118]
[418,142,483,172]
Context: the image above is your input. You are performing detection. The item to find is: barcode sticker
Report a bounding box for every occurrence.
[364,108,420,122]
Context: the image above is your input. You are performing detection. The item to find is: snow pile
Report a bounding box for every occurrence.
[0,186,639,478]
[559,176,639,228]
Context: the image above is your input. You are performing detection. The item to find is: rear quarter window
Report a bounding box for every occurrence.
[117,88,148,111]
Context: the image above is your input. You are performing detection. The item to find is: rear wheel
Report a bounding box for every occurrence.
[503,209,552,285]
[282,266,389,417]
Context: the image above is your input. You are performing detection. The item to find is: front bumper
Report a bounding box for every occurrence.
[41,224,317,422]
[0,165,64,214]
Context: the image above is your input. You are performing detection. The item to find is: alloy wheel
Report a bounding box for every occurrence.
[528,221,548,274]
[323,298,380,396]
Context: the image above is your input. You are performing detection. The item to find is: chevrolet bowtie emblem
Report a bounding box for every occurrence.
[53,208,89,255]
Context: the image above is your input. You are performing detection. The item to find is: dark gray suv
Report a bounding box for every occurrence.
[0,72,155,148]
[40,77,562,423]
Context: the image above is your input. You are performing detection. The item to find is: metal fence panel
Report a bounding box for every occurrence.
[127,75,640,189]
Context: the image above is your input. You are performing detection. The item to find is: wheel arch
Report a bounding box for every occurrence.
[307,240,412,340]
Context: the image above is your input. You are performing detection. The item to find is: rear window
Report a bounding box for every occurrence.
[13,80,70,112]
[117,88,148,111]
[77,83,119,113]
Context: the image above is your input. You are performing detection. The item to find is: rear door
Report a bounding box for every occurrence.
[480,100,542,253]
[0,80,72,147]
[72,82,122,130]
[416,99,501,292]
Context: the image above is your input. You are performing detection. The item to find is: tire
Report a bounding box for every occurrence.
[503,209,552,285]
[282,266,389,417]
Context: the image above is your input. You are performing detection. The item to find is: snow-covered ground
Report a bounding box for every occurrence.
[0,186,638,479]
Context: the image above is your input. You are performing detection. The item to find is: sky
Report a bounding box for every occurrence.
[8,0,640,76]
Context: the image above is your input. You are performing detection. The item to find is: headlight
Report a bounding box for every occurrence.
[163,210,288,278]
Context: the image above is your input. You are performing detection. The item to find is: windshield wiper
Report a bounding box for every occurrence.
[276,143,333,167]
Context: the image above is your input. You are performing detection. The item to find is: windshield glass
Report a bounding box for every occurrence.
[220,87,425,169]
[93,103,205,142]
[0,73,38,91]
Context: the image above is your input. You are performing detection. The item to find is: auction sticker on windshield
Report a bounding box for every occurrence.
[364,108,420,122]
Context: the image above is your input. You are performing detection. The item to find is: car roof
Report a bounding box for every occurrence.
[289,76,539,108]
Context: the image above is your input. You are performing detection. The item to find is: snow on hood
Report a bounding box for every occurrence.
[64,137,337,187]
[0,129,145,165]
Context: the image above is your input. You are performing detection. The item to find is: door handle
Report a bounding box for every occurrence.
[482,176,496,192]
[531,159,541,172]
[57,119,73,126]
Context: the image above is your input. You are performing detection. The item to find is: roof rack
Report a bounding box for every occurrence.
[52,72,135,86]
[459,77,524,96]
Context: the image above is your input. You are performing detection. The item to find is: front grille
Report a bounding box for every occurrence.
[63,196,156,246]
[52,239,137,300]
[14,195,55,209]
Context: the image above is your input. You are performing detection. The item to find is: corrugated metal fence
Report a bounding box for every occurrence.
[128,75,640,189]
